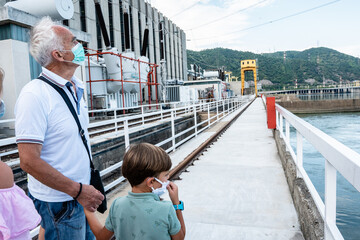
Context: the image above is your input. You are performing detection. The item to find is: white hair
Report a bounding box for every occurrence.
[29,17,64,67]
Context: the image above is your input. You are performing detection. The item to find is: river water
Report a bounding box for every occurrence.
[289,103,360,239]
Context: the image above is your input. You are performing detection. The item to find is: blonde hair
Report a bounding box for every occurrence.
[29,16,64,67]
[122,143,172,186]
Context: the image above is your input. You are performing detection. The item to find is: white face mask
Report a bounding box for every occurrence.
[62,43,85,65]
[151,178,170,197]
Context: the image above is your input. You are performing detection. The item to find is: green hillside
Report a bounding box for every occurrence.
[187,47,360,86]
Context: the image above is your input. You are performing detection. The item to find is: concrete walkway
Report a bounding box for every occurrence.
[163,98,304,239]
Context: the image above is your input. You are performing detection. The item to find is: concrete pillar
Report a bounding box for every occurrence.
[153,10,161,100]
[69,1,81,30]
[130,0,140,57]
[174,25,180,80]
[146,4,154,61]
[169,21,176,79]
[85,0,97,50]
[138,0,146,52]
[112,0,122,50]
[177,27,183,81]
[100,0,110,49]
[181,30,187,82]
[0,40,31,119]
[164,17,171,79]
[146,3,156,101]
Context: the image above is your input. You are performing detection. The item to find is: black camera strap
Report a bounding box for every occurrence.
[38,75,95,169]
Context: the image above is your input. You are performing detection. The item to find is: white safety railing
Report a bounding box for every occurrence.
[0,98,233,165]
[273,101,360,240]
[3,96,253,238]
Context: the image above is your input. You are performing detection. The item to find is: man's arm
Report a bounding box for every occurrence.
[18,143,104,212]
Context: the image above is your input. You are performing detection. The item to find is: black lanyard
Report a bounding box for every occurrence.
[38,76,94,169]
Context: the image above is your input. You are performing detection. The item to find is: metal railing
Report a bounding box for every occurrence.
[0,96,252,238]
[271,100,360,240]
[0,98,224,164]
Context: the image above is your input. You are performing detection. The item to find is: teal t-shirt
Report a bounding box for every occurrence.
[105,192,181,240]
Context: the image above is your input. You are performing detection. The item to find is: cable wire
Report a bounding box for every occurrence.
[171,1,202,19]
[189,0,340,41]
[187,54,219,69]
[186,0,269,31]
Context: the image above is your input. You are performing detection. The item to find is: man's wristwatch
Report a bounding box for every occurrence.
[173,201,184,211]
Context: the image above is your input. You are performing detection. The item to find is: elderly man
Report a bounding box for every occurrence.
[15,17,104,239]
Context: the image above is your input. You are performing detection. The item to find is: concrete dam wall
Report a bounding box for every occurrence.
[277,99,360,114]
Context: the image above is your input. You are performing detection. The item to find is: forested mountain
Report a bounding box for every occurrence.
[187,47,360,86]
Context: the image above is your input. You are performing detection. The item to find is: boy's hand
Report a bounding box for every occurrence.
[167,182,180,205]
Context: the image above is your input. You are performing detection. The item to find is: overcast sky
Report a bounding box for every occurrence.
[149,0,360,57]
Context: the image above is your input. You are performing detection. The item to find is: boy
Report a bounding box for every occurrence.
[85,143,186,240]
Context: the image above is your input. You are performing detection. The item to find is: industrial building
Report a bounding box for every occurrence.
[0,0,187,119]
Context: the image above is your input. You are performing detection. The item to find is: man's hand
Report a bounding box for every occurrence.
[77,184,105,212]
[167,181,180,205]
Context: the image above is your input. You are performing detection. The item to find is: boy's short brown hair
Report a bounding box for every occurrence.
[122,143,172,186]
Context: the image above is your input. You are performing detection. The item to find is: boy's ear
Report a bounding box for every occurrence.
[146,177,155,188]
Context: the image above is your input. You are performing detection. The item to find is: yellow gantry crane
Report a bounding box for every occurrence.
[240,59,258,96]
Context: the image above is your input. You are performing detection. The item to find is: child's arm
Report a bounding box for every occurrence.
[167,182,186,240]
[0,161,14,189]
[84,209,114,240]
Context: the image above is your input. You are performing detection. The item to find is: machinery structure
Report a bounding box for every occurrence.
[0,0,188,120]
[85,1,159,112]
[240,59,258,96]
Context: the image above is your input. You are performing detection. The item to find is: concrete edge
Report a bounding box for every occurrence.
[273,130,324,240]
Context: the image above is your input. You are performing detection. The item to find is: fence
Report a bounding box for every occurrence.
[271,99,360,240]
[0,96,252,238]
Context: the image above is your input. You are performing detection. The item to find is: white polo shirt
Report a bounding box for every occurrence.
[15,67,91,202]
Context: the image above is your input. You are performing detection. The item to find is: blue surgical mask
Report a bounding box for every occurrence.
[151,178,170,197]
[64,43,85,65]
[0,99,5,118]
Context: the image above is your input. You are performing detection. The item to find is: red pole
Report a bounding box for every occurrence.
[147,67,153,109]
[154,66,158,109]
[138,60,142,106]
[266,97,276,129]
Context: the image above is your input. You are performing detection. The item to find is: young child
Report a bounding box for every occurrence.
[85,143,186,240]
[0,68,41,240]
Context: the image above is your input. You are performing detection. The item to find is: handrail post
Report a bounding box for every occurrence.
[141,105,144,125]
[207,104,210,127]
[222,100,225,117]
[227,99,230,114]
[193,105,198,137]
[296,130,303,178]
[325,160,337,240]
[171,111,176,152]
[124,119,130,150]
[174,103,177,118]
[114,109,118,133]
[279,114,283,138]
[216,100,219,120]
[160,105,163,120]
[285,120,290,150]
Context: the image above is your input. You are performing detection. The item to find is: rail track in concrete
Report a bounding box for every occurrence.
[169,98,255,181]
